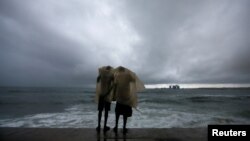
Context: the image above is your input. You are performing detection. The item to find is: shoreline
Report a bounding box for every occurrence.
[0,127,207,141]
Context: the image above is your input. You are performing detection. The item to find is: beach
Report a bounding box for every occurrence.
[0,127,207,141]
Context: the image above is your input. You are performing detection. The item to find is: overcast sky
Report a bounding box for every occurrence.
[0,0,250,87]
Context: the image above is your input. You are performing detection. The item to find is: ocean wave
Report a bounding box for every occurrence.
[1,104,249,128]
[187,96,223,103]
[0,87,88,94]
[139,99,182,105]
[235,110,250,118]
[185,95,250,103]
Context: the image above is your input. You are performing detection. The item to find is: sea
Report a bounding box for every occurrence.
[0,87,250,128]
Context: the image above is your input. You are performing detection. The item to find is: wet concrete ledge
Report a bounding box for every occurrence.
[0,127,207,141]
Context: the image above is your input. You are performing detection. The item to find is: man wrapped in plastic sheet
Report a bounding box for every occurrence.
[95,66,114,132]
[112,66,145,134]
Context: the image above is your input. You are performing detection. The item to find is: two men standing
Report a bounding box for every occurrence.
[95,66,144,133]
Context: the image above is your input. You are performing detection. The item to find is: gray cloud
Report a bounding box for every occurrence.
[124,0,250,83]
[0,0,249,86]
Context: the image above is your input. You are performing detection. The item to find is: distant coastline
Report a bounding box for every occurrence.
[144,87,250,91]
[145,83,250,89]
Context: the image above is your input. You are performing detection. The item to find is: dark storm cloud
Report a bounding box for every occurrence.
[124,0,250,84]
[0,0,249,86]
[0,0,98,86]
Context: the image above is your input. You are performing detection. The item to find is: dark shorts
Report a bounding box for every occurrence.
[115,103,132,117]
[98,97,111,111]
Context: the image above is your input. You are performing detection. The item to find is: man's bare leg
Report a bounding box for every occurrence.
[96,110,102,132]
[123,116,128,134]
[103,109,110,132]
[113,113,119,133]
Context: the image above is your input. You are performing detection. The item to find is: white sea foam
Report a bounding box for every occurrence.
[1,104,249,128]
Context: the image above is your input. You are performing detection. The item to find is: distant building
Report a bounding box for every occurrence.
[169,85,180,89]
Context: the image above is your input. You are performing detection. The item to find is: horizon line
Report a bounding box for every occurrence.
[145,83,250,89]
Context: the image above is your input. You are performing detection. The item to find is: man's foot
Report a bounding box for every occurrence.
[123,128,128,134]
[103,126,110,132]
[113,126,118,133]
[96,126,101,132]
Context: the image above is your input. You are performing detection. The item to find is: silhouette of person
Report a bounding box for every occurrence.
[112,66,136,134]
[95,66,114,132]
